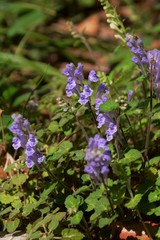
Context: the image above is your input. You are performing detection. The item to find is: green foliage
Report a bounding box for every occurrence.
[61,228,85,240]
[0,0,160,239]
[100,99,119,112]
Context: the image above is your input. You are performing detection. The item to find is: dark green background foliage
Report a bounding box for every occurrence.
[0,0,160,239]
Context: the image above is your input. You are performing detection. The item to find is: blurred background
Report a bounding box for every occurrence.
[0,0,160,138]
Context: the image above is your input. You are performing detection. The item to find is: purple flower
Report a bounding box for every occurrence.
[126,34,149,75]
[127,90,134,102]
[106,122,117,142]
[126,34,160,98]
[10,114,24,136]
[84,134,111,184]
[26,151,45,168]
[25,144,35,156]
[95,84,117,141]
[147,49,160,98]
[88,70,99,82]
[12,137,21,150]
[63,62,98,105]
[78,85,93,105]
[10,114,45,168]
[27,134,38,147]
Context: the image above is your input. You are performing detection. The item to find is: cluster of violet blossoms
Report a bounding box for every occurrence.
[84,134,112,184]
[62,62,98,105]
[10,114,45,168]
[63,63,118,184]
[126,33,160,98]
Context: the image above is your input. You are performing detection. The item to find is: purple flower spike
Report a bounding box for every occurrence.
[84,134,111,184]
[95,84,117,141]
[10,114,45,168]
[147,49,160,98]
[126,33,149,75]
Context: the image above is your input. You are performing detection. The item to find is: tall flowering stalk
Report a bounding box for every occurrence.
[126,33,160,160]
[10,114,45,168]
[126,33,160,98]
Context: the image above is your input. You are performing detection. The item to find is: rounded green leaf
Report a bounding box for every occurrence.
[69,211,83,225]
[6,218,20,233]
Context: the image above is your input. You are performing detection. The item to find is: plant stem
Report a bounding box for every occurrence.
[81,216,93,240]
[102,178,116,239]
[0,109,6,146]
[125,113,136,148]
[144,62,153,162]
[87,101,101,134]
[42,163,71,192]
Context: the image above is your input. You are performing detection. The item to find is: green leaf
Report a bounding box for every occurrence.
[81,174,90,183]
[74,185,90,195]
[11,199,22,209]
[65,195,83,214]
[6,218,20,233]
[0,206,12,216]
[156,177,160,186]
[69,211,83,225]
[90,197,110,221]
[61,228,84,240]
[70,150,85,161]
[40,206,50,215]
[0,193,14,204]
[11,174,28,186]
[148,191,160,202]
[100,100,119,112]
[48,218,59,232]
[85,188,104,211]
[48,121,60,132]
[98,214,118,228]
[155,206,160,216]
[8,11,47,37]
[31,214,53,233]
[1,114,12,128]
[9,209,20,219]
[59,141,73,152]
[23,203,35,217]
[36,183,56,206]
[125,194,142,209]
[12,93,31,107]
[156,227,160,238]
[29,231,42,240]
[97,196,110,212]
[148,156,160,166]
[124,149,142,163]
[48,212,66,232]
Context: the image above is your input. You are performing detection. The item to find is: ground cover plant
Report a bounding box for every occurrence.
[0,0,160,239]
